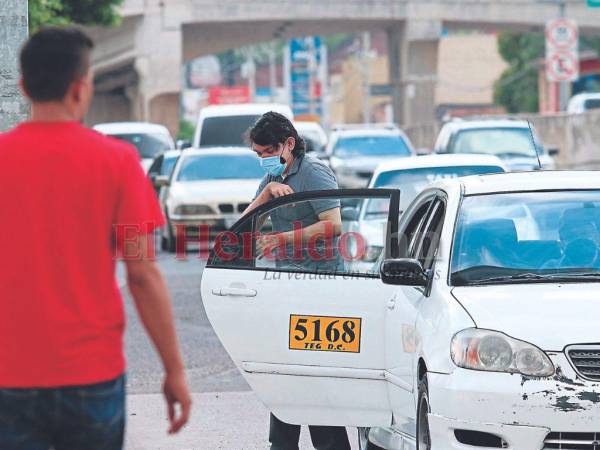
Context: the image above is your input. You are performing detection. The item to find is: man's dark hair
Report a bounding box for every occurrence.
[249,111,306,157]
[20,27,94,102]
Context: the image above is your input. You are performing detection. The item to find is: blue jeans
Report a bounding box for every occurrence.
[0,375,125,450]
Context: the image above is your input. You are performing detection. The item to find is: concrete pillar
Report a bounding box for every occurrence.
[149,93,180,138]
[386,26,404,126]
[403,20,441,126]
[0,2,29,131]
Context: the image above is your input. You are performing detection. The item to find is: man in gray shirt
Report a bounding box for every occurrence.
[244,112,350,450]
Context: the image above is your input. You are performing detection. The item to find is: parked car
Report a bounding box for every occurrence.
[158,147,263,252]
[567,92,600,114]
[325,125,414,188]
[433,119,557,171]
[294,120,327,154]
[93,122,175,172]
[345,154,507,272]
[201,170,600,450]
[192,103,293,148]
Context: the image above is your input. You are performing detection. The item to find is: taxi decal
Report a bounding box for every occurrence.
[289,315,361,353]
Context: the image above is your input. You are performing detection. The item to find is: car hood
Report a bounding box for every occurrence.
[452,284,600,351]
[170,179,260,202]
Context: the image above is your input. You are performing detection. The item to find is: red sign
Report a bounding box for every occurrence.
[208,86,250,105]
[546,51,579,82]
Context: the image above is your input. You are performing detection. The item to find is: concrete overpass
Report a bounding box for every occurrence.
[86,0,600,134]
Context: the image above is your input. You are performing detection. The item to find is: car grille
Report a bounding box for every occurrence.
[567,346,600,381]
[238,203,249,213]
[218,203,234,213]
[544,432,600,449]
[357,171,372,179]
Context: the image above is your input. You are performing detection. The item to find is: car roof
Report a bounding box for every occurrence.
[442,119,531,131]
[198,103,293,119]
[331,128,405,138]
[179,147,255,157]
[93,122,171,135]
[373,154,506,175]
[428,170,600,195]
[294,121,324,132]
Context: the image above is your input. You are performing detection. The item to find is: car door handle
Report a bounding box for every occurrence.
[212,287,257,297]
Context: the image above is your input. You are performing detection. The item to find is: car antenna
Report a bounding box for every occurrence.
[526,120,542,170]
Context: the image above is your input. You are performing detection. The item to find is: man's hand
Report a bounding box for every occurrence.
[265,182,294,199]
[163,370,192,434]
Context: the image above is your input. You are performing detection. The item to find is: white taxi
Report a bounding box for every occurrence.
[201,171,600,450]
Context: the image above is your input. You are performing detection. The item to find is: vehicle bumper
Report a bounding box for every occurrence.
[427,354,600,449]
[169,216,239,239]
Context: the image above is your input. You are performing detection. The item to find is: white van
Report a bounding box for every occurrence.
[567,92,600,114]
[193,103,294,148]
[93,121,175,172]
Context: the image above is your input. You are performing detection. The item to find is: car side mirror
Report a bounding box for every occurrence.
[154,175,170,187]
[341,206,359,221]
[380,258,429,286]
[548,147,559,157]
[176,139,192,150]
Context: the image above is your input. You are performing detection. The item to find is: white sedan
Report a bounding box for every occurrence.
[158,147,263,252]
[201,170,600,450]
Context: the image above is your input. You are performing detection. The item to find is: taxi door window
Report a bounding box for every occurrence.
[208,190,400,278]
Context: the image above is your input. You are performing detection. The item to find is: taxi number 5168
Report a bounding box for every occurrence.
[289,315,362,353]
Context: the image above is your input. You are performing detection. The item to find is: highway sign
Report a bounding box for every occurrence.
[545,18,579,82]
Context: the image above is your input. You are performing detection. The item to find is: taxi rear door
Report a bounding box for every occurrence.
[200,189,399,426]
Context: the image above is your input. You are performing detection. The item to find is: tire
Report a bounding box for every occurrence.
[416,375,432,450]
[358,428,385,450]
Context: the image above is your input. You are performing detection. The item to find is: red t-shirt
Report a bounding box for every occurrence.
[0,121,164,387]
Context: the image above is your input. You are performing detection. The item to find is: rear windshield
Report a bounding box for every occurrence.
[112,133,172,159]
[199,115,260,147]
[584,99,600,111]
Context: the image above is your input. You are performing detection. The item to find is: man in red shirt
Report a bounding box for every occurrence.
[0,27,191,449]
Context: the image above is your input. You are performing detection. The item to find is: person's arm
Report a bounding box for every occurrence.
[256,208,342,254]
[242,181,294,217]
[124,234,192,434]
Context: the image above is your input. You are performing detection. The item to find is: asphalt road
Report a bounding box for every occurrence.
[123,247,358,449]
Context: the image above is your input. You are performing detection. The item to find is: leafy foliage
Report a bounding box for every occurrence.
[29,0,123,32]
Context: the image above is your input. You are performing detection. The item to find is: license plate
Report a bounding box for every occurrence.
[289,315,361,353]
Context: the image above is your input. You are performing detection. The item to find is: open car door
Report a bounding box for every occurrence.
[201,189,399,426]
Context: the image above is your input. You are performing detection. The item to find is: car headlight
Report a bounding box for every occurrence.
[362,245,382,262]
[451,329,554,377]
[174,204,214,215]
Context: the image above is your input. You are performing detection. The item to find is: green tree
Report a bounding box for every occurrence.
[29,0,123,32]
[494,32,544,113]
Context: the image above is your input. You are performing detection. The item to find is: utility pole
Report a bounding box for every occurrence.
[269,42,277,103]
[242,48,256,102]
[361,32,372,124]
[557,0,570,112]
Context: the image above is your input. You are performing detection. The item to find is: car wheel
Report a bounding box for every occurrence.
[416,375,431,450]
[358,428,385,450]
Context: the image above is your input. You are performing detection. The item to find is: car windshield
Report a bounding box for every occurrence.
[199,115,260,147]
[333,135,411,157]
[449,128,538,158]
[161,155,179,176]
[451,191,600,286]
[112,133,172,159]
[363,165,504,219]
[176,154,264,181]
